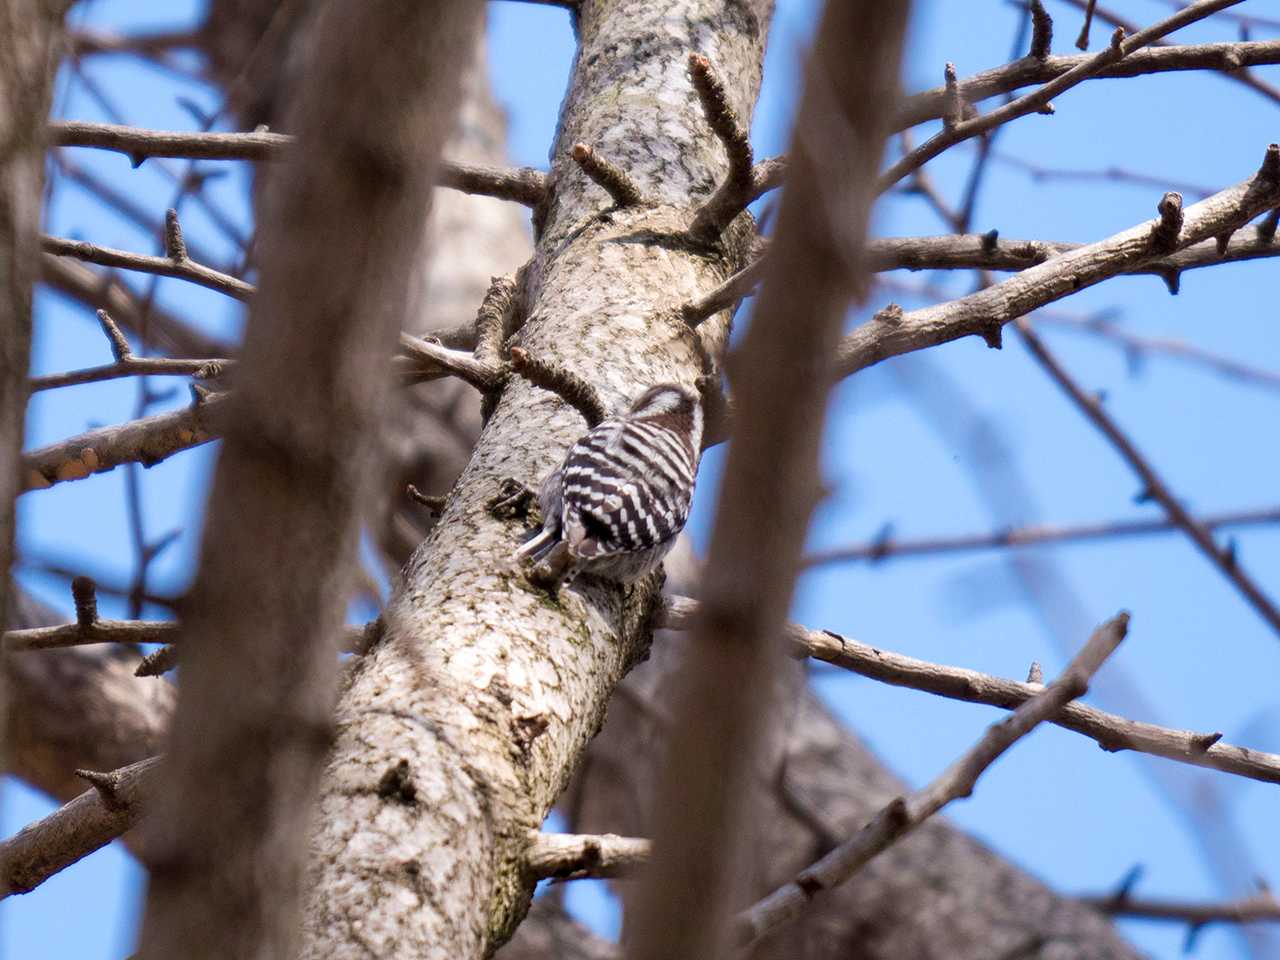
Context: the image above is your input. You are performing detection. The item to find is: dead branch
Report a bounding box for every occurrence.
[508,346,608,428]
[881,1,1248,192]
[836,145,1280,377]
[0,757,159,898]
[805,505,1280,565]
[687,53,755,239]
[42,232,253,300]
[1017,319,1280,638]
[21,392,227,491]
[894,37,1280,130]
[658,596,1280,785]
[736,612,1128,947]
[50,120,548,206]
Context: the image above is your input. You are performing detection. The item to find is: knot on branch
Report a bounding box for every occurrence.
[509,346,608,428]
[71,576,98,627]
[1260,143,1280,183]
[164,208,188,262]
[1151,192,1184,253]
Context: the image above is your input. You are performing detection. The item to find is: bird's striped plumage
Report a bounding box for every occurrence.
[516,384,703,583]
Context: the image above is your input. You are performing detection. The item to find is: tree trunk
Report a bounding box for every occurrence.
[300,2,770,956]
[0,0,69,775]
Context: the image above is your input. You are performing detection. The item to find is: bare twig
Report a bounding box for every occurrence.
[30,308,232,391]
[570,143,643,208]
[988,146,1215,198]
[1018,320,1280,638]
[1053,0,1280,109]
[508,346,608,428]
[4,618,179,652]
[524,832,651,881]
[894,38,1280,131]
[0,757,159,898]
[1077,0,1099,49]
[687,53,755,240]
[882,1,1251,192]
[48,120,548,206]
[42,234,254,301]
[1081,889,1280,926]
[21,392,227,491]
[805,505,1280,565]
[658,596,1279,785]
[836,145,1280,378]
[735,612,1129,946]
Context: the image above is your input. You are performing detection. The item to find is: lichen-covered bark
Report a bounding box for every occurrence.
[300,2,772,956]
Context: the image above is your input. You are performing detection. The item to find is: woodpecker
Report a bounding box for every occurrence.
[515,383,703,584]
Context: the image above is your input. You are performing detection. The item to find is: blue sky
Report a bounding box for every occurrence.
[6,2,1280,958]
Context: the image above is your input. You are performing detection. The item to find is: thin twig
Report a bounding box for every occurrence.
[682,256,767,327]
[1017,319,1280,639]
[881,0,1247,194]
[658,597,1280,786]
[42,234,254,301]
[1081,889,1280,925]
[805,505,1280,565]
[734,612,1128,946]
[1052,0,1280,109]
[49,121,549,206]
[835,145,1280,378]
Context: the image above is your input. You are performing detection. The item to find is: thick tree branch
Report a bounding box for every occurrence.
[42,232,253,300]
[49,120,549,206]
[300,4,768,956]
[736,612,1128,947]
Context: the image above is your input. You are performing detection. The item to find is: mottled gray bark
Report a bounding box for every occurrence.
[300,2,769,956]
[135,4,484,959]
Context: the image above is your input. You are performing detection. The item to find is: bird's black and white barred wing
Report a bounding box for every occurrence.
[560,411,697,561]
[515,382,702,582]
